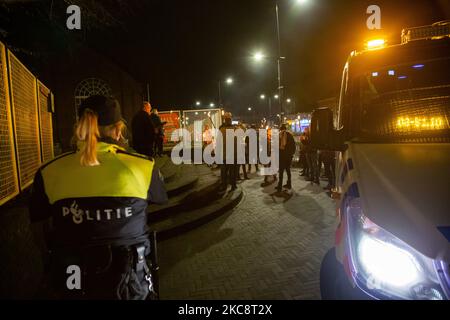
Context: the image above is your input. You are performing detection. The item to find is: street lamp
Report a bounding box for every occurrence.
[286,98,296,114]
[248,107,252,111]
[253,51,265,62]
[196,101,201,106]
[260,93,273,118]
[274,0,310,117]
[274,94,279,99]
[218,76,234,107]
[210,103,215,108]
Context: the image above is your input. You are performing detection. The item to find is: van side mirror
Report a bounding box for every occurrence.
[310,107,344,151]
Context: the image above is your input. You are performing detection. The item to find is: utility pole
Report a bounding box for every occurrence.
[275,2,284,121]
[218,81,222,107]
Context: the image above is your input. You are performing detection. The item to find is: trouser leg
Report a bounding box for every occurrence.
[310,152,319,183]
[242,164,248,178]
[306,153,312,179]
[277,160,285,190]
[286,164,292,187]
[157,137,163,155]
[230,165,237,188]
[220,165,227,187]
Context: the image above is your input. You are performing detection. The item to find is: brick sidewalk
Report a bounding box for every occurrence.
[158,168,337,300]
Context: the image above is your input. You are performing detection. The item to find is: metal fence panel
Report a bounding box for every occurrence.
[8,51,41,190]
[37,81,54,163]
[0,42,19,206]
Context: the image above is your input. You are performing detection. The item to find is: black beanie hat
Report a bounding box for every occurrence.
[78,95,123,126]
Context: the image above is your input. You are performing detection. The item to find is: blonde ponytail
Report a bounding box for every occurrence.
[76,109,100,166]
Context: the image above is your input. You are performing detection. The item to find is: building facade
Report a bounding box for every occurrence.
[40,44,144,152]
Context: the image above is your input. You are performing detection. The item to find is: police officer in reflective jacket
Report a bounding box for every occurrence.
[29,95,168,300]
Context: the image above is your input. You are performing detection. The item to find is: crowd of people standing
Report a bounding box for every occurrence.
[214,114,336,194]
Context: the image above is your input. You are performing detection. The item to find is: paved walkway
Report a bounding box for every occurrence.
[158,168,337,300]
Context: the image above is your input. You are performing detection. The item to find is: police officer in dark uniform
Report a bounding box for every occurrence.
[219,113,237,191]
[131,101,155,157]
[29,95,168,300]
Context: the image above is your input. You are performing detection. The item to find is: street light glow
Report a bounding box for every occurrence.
[196,101,201,106]
[274,95,279,99]
[260,94,266,100]
[248,107,252,111]
[253,51,265,62]
[296,0,309,4]
[210,103,215,107]
[226,77,233,85]
[286,98,291,103]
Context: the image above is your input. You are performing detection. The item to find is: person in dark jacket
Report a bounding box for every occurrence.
[276,124,295,192]
[299,131,309,177]
[150,108,166,157]
[321,150,336,190]
[219,113,237,191]
[29,95,168,300]
[303,127,320,184]
[131,101,155,157]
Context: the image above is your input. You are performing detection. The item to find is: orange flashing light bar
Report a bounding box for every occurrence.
[396,116,445,131]
[366,39,386,50]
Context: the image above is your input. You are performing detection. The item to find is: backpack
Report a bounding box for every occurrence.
[285,132,296,156]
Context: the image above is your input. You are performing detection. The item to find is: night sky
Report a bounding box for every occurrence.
[97,0,448,115]
[2,0,449,116]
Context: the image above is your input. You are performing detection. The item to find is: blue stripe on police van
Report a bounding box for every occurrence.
[437,227,450,243]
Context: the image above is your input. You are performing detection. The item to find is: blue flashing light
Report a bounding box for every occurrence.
[388,70,395,76]
[412,64,425,69]
[398,75,407,79]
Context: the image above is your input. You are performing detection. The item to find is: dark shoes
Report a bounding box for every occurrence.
[283,184,292,190]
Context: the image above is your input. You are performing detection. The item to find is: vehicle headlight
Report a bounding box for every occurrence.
[358,235,420,287]
[346,198,447,300]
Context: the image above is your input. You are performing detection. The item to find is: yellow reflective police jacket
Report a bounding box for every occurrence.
[29,141,168,248]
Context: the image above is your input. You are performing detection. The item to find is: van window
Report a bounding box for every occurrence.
[357,57,450,140]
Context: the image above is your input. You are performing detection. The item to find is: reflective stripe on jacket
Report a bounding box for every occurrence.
[29,142,168,248]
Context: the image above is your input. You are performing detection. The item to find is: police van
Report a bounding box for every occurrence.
[311,21,450,300]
